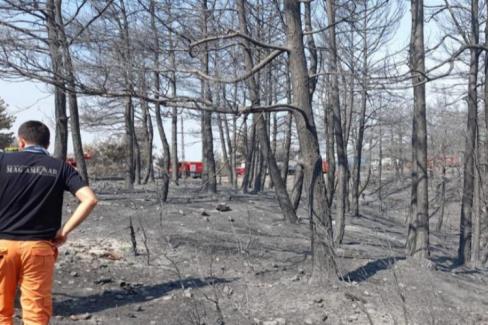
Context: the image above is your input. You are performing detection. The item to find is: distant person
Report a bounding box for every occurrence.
[0,121,97,325]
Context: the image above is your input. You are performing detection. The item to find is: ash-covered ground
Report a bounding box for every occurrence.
[13,174,488,325]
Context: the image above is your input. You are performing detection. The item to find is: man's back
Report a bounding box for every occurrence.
[0,150,85,240]
[0,120,97,325]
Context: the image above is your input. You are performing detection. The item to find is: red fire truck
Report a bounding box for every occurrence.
[322,160,330,173]
[66,152,93,168]
[178,161,204,178]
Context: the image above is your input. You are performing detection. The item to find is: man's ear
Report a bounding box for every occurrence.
[18,137,26,150]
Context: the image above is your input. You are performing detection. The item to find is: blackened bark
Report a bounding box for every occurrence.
[325,100,336,208]
[281,112,293,185]
[217,112,232,184]
[406,0,429,258]
[252,143,263,193]
[326,0,348,245]
[352,2,368,218]
[201,0,217,193]
[53,87,68,160]
[142,100,154,184]
[134,129,142,185]
[169,31,179,185]
[150,0,169,200]
[459,0,479,264]
[237,0,297,223]
[291,163,304,211]
[241,117,254,192]
[284,0,336,279]
[54,0,88,183]
[45,0,68,160]
[125,97,135,189]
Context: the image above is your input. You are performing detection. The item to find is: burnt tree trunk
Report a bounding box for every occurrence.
[406,0,429,258]
[325,91,336,208]
[201,0,217,193]
[124,97,135,189]
[46,0,67,160]
[284,0,336,280]
[352,3,369,218]
[242,116,255,192]
[169,29,179,185]
[237,0,297,223]
[458,0,480,265]
[150,0,169,200]
[54,0,88,183]
[141,86,154,184]
[217,112,232,184]
[281,112,293,186]
[326,0,348,245]
[134,130,142,185]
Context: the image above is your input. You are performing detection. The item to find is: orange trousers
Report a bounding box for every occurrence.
[0,240,57,325]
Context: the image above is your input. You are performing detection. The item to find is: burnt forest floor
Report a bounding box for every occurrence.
[12,172,488,325]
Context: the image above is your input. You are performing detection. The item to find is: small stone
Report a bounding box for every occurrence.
[228,216,235,222]
[94,278,113,285]
[201,210,210,216]
[183,288,193,298]
[69,313,91,321]
[290,275,300,282]
[313,297,324,304]
[70,271,79,277]
[223,285,233,296]
[55,315,64,320]
[135,306,144,312]
[364,290,370,296]
[348,314,358,322]
[162,295,173,301]
[203,217,210,222]
[216,203,232,212]
[304,318,314,325]
[263,319,286,325]
[322,314,329,322]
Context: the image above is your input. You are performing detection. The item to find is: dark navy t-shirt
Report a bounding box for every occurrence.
[0,150,86,240]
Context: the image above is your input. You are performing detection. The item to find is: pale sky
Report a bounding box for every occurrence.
[0,79,202,160]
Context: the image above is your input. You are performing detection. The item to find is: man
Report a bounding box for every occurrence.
[0,121,97,324]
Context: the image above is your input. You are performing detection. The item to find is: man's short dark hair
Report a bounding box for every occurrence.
[18,121,50,147]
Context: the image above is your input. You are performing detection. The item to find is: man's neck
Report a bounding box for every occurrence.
[23,145,50,156]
